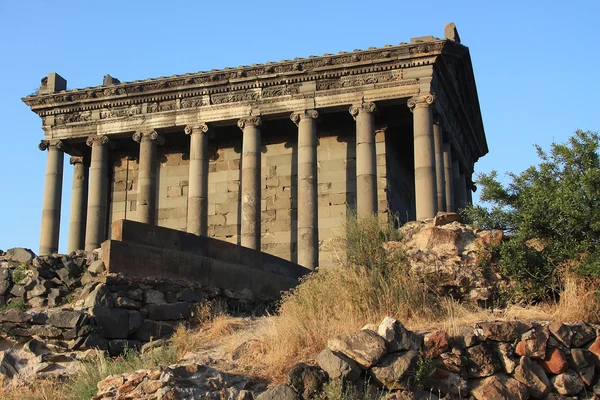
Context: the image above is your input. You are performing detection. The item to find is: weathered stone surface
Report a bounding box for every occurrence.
[438,349,466,374]
[328,329,386,368]
[448,325,479,349]
[287,363,327,399]
[143,290,165,305]
[466,342,501,378]
[569,348,595,385]
[85,284,113,308]
[130,319,175,342]
[369,350,419,390]
[113,295,141,309]
[10,284,25,298]
[433,212,462,226]
[516,326,549,360]
[570,322,595,347]
[542,347,568,374]
[24,338,51,356]
[146,302,192,320]
[80,333,109,351]
[108,339,141,356]
[0,351,19,378]
[92,307,130,339]
[470,374,529,400]
[5,248,36,264]
[494,342,518,374]
[316,348,361,381]
[514,356,550,399]
[377,317,422,352]
[423,369,468,397]
[256,384,299,400]
[479,321,520,342]
[47,309,83,328]
[586,335,600,364]
[423,330,449,359]
[0,308,31,323]
[88,260,105,274]
[178,290,204,303]
[0,280,10,296]
[552,371,584,396]
[128,310,142,334]
[549,321,572,347]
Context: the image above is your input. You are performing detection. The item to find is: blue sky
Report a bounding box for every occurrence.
[0,0,598,253]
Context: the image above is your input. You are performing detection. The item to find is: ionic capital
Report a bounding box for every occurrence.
[349,102,377,120]
[38,140,65,151]
[70,156,85,165]
[237,116,262,130]
[407,93,436,110]
[290,109,319,126]
[184,123,209,135]
[86,135,110,147]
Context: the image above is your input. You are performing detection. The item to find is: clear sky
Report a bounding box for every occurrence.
[0,0,598,253]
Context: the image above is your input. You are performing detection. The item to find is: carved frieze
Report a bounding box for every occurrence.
[211,90,260,105]
[100,104,141,119]
[409,42,444,55]
[262,85,300,98]
[55,110,92,125]
[180,97,207,109]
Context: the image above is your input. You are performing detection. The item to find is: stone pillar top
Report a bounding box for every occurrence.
[237,116,262,130]
[38,139,65,151]
[290,109,319,125]
[349,102,377,119]
[407,93,436,110]
[184,123,209,135]
[69,156,85,165]
[132,130,165,144]
[86,135,110,147]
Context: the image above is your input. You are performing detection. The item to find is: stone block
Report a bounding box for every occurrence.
[92,307,131,339]
[131,319,176,342]
[147,302,192,320]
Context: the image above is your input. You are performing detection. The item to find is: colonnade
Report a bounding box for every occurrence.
[37,94,472,269]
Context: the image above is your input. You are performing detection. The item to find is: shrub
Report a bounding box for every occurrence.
[11,264,28,284]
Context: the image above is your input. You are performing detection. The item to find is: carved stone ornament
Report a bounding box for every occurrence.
[133,130,164,144]
[349,102,377,120]
[407,93,436,110]
[38,140,64,151]
[86,135,110,147]
[290,109,319,125]
[184,123,209,135]
[70,156,85,165]
[237,116,262,130]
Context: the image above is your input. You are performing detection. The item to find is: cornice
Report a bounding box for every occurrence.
[22,40,446,117]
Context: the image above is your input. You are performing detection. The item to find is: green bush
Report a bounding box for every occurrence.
[12,264,28,283]
[464,130,600,300]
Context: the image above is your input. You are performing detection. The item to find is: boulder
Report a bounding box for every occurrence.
[569,348,595,385]
[146,302,192,320]
[465,343,502,378]
[287,363,327,399]
[328,329,386,368]
[47,309,84,328]
[515,326,549,360]
[514,356,550,399]
[470,374,529,400]
[143,290,165,305]
[5,248,36,264]
[369,350,419,390]
[92,307,130,339]
[423,330,449,359]
[88,260,105,274]
[542,347,568,375]
[377,317,422,352]
[316,348,361,381]
[549,321,572,347]
[423,369,468,397]
[130,319,175,342]
[552,371,584,396]
[0,351,18,378]
[570,322,595,347]
[433,212,462,226]
[0,308,31,323]
[256,384,299,400]
[495,342,518,374]
[478,321,520,342]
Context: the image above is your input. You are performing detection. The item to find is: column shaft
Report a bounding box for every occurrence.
[452,158,465,210]
[186,124,209,236]
[409,94,438,220]
[350,103,377,218]
[442,143,455,212]
[85,136,109,251]
[238,117,262,250]
[433,122,446,212]
[292,110,319,270]
[67,157,88,252]
[461,173,470,207]
[134,131,160,225]
[39,141,64,254]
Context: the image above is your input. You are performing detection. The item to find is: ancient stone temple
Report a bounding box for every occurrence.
[23,23,487,270]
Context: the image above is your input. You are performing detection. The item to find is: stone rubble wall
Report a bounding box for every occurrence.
[0,247,263,379]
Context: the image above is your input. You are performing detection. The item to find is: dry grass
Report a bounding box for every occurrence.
[553,273,600,323]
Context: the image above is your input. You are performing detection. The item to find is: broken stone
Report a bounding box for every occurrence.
[552,370,584,396]
[113,295,141,310]
[5,248,36,264]
[495,342,518,374]
[542,347,568,375]
[80,333,109,351]
[47,288,64,307]
[146,302,191,320]
[24,338,51,356]
[423,330,449,359]
[10,284,25,298]
[433,212,462,226]
[423,369,468,397]
[448,325,479,349]
[516,326,549,360]
[47,309,83,328]
[0,308,31,323]
[92,307,130,339]
[287,363,327,399]
[0,351,18,378]
[549,321,573,347]
[369,350,419,390]
[470,374,529,400]
[570,322,596,347]
[130,320,175,342]
[316,348,361,381]
[255,384,299,400]
[569,348,595,385]
[143,290,165,305]
[128,310,142,334]
[88,260,105,274]
[377,317,423,352]
[84,284,113,308]
[478,321,520,342]
[327,329,386,368]
[466,342,501,378]
[514,356,550,399]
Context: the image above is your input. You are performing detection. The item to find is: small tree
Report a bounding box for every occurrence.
[464,130,600,300]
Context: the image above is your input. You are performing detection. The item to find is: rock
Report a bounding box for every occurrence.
[478,321,520,342]
[328,329,387,368]
[178,290,204,303]
[47,309,84,328]
[143,290,165,304]
[24,338,51,356]
[470,374,529,400]
[131,320,175,342]
[569,348,595,385]
[92,307,130,339]
[128,310,142,334]
[423,330,449,359]
[88,260,105,274]
[0,280,10,296]
[316,348,361,381]
[586,335,600,364]
[423,369,468,397]
[40,353,75,362]
[80,333,109,351]
[542,347,568,374]
[438,349,466,374]
[47,288,64,307]
[495,342,518,374]
[369,350,419,390]
[97,374,125,393]
[466,343,502,378]
[449,325,479,349]
[570,322,595,347]
[141,339,170,354]
[552,371,584,396]
[514,356,550,399]
[433,212,462,226]
[516,326,549,360]
[5,248,36,264]
[146,302,192,320]
[0,351,18,378]
[549,321,572,347]
[256,384,299,400]
[10,284,25,298]
[0,308,31,323]
[377,317,422,352]
[85,284,113,308]
[55,266,77,287]
[287,363,327,399]
[477,229,504,248]
[35,362,56,374]
[108,340,141,356]
[361,323,378,332]
[113,295,141,309]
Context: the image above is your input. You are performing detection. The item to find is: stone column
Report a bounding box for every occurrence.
[349,102,377,218]
[67,156,88,253]
[442,142,455,212]
[238,116,262,250]
[408,94,438,220]
[461,173,470,207]
[291,110,319,270]
[185,123,209,236]
[433,121,446,212]
[39,140,64,255]
[85,135,110,251]
[452,158,465,210]
[133,130,162,225]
